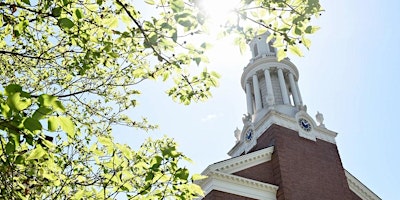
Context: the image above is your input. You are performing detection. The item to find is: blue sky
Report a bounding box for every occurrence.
[114,0,400,199]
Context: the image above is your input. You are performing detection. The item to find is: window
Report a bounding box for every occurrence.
[253,44,258,57]
[268,41,275,53]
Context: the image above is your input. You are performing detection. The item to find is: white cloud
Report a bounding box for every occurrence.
[201,114,217,122]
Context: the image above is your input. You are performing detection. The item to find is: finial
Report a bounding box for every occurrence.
[242,113,252,125]
[234,127,241,143]
[316,111,325,128]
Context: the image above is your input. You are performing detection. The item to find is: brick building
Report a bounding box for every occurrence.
[197,33,381,200]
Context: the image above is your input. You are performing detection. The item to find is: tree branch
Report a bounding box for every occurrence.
[0,50,51,61]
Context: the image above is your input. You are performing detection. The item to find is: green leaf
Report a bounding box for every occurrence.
[98,136,113,147]
[48,116,60,131]
[6,142,15,154]
[7,93,32,111]
[43,172,57,181]
[234,37,246,54]
[53,100,66,112]
[15,155,24,164]
[277,49,286,61]
[171,0,184,12]
[200,42,212,49]
[58,18,74,29]
[106,18,118,28]
[176,168,189,180]
[162,72,170,81]
[188,184,205,196]
[72,190,85,199]
[302,37,311,49]
[1,103,11,118]
[194,58,201,66]
[38,94,64,112]
[26,145,46,160]
[59,116,75,137]
[150,156,163,170]
[172,31,178,42]
[42,139,55,148]
[294,27,302,36]
[75,9,83,19]
[305,25,320,34]
[210,71,221,78]
[52,7,62,17]
[116,144,133,160]
[5,84,22,95]
[63,0,70,6]
[289,45,303,57]
[39,94,56,106]
[191,174,207,181]
[24,117,42,133]
[32,107,52,120]
[22,0,30,5]
[10,132,20,147]
[145,172,154,181]
[144,0,155,5]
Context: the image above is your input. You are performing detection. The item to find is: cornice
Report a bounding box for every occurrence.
[345,170,381,200]
[228,109,338,157]
[241,56,299,90]
[204,146,274,175]
[198,171,278,200]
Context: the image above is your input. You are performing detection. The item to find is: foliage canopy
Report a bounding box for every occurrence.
[0,0,322,199]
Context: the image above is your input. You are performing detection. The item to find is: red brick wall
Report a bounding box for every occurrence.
[350,190,363,200]
[251,124,354,200]
[233,161,276,184]
[203,190,256,200]
[202,124,357,200]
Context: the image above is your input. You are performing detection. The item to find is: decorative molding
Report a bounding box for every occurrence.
[228,109,338,157]
[198,171,278,200]
[204,146,274,175]
[345,170,381,200]
[241,58,299,91]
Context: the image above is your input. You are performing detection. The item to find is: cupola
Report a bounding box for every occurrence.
[242,32,303,123]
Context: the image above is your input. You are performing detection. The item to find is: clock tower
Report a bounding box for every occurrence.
[198,32,380,200]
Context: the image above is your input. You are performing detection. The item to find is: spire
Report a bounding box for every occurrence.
[229,32,337,158]
[249,32,276,58]
[241,32,303,123]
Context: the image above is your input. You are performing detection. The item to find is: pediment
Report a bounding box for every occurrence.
[203,146,274,175]
[345,170,381,200]
[198,146,278,200]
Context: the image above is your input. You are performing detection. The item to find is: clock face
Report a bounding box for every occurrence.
[245,129,253,141]
[298,118,312,132]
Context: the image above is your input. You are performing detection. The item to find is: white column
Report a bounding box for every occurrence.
[245,82,254,115]
[295,81,303,105]
[264,68,275,105]
[277,68,290,104]
[288,73,300,106]
[252,74,262,111]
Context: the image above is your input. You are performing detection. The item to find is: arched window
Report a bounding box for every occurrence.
[253,44,258,57]
[268,41,275,53]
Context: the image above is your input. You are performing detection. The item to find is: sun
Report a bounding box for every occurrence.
[196,0,240,31]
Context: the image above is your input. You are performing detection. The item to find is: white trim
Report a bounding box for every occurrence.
[241,57,299,91]
[199,171,278,200]
[345,170,381,200]
[198,147,277,199]
[204,146,274,175]
[228,110,338,157]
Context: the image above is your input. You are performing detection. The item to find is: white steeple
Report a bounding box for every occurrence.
[242,32,303,123]
[229,32,338,157]
[249,32,276,58]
